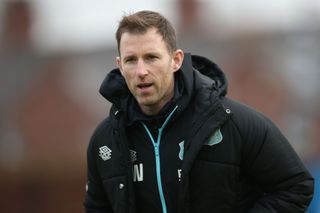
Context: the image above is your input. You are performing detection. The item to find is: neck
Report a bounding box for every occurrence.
[140,92,175,116]
[140,103,166,116]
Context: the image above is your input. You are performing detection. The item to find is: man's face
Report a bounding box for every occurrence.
[117,28,184,115]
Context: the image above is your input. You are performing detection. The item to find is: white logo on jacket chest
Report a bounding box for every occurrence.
[99,145,112,161]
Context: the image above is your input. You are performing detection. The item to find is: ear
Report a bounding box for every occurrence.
[116,56,123,75]
[172,49,184,72]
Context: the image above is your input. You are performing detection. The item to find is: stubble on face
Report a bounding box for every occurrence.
[117,28,183,115]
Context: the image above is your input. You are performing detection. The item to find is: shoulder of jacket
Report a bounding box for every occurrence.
[88,116,115,148]
[220,97,271,136]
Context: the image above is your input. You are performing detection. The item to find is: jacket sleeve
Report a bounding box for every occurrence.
[84,130,114,213]
[238,109,314,212]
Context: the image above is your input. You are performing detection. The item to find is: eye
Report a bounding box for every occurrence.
[145,54,158,61]
[124,57,136,64]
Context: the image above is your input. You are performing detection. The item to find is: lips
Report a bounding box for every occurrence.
[137,83,153,89]
[137,83,153,93]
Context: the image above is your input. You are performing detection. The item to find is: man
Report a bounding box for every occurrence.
[84,11,314,213]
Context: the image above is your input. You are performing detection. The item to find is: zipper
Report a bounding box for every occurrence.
[142,105,178,213]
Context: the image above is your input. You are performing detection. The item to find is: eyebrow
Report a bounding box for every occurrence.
[122,52,161,61]
[145,52,161,57]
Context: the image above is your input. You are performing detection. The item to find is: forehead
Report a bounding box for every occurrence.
[119,28,168,55]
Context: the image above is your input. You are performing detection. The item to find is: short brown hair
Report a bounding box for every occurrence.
[116,10,177,54]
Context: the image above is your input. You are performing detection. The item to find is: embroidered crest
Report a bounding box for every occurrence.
[206,128,223,146]
[130,150,137,163]
[99,145,112,161]
[179,141,184,160]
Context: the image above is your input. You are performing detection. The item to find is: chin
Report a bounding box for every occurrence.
[138,101,155,107]
[138,99,157,107]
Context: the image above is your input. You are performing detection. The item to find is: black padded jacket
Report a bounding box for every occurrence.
[84,54,314,213]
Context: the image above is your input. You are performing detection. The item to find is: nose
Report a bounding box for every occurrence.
[136,59,148,77]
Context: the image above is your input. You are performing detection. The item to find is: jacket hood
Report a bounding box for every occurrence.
[99,53,228,110]
[191,54,228,97]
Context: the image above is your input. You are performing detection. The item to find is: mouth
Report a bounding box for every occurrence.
[136,83,153,94]
[137,83,153,89]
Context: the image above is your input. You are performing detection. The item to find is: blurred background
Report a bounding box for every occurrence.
[0,0,319,212]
